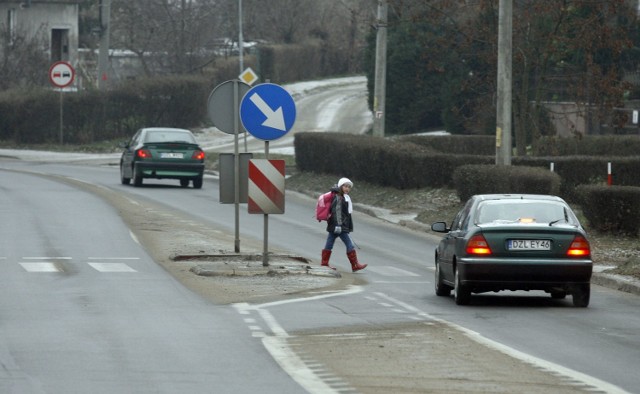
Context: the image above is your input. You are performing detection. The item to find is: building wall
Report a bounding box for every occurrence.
[0,1,78,65]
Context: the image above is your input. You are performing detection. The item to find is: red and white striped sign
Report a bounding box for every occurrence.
[248,159,285,214]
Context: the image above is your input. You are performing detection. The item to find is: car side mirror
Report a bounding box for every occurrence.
[119,141,129,149]
[431,221,450,233]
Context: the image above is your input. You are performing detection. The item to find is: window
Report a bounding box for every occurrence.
[51,28,69,62]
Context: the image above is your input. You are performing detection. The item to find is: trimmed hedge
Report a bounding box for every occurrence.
[535,135,640,156]
[0,75,211,144]
[576,185,640,235]
[399,134,495,155]
[453,165,561,202]
[294,132,493,189]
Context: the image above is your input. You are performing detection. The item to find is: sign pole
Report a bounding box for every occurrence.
[240,83,295,267]
[233,80,241,253]
[59,91,64,144]
[49,61,75,144]
[262,141,270,266]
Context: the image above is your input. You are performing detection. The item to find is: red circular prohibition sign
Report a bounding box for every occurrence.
[49,61,75,88]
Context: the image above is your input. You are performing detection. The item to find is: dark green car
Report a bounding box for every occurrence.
[120,127,205,188]
[431,194,593,307]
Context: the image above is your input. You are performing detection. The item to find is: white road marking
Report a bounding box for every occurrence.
[22,256,71,260]
[88,263,137,272]
[233,286,364,394]
[129,230,140,244]
[366,266,420,276]
[20,262,62,272]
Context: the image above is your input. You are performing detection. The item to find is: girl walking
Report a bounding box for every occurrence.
[320,177,367,272]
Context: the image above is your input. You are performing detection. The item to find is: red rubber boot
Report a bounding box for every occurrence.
[321,249,336,270]
[347,250,367,272]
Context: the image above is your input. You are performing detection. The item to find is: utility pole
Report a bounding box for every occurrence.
[496,0,512,165]
[239,0,243,74]
[372,0,387,137]
[98,0,111,91]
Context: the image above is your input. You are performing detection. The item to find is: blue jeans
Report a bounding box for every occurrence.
[324,232,355,253]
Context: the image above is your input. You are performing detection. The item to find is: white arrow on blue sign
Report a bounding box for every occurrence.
[240,83,296,141]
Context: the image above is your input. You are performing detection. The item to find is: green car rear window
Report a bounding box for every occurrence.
[145,131,196,144]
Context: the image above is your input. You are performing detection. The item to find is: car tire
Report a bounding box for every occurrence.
[120,163,131,185]
[572,284,590,307]
[180,179,190,188]
[435,261,452,297]
[193,176,203,189]
[454,268,471,305]
[133,165,143,187]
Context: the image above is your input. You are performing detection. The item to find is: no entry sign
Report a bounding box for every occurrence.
[248,159,285,214]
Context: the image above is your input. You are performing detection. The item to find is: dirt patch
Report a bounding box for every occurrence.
[288,321,596,393]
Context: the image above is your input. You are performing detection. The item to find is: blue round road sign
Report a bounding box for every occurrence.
[240,83,296,141]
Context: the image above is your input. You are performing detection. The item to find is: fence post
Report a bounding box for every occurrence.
[607,162,612,186]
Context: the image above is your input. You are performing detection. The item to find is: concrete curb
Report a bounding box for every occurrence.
[174,254,342,279]
[592,272,640,296]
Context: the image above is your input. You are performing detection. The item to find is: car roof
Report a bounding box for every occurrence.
[473,194,565,203]
[140,127,192,134]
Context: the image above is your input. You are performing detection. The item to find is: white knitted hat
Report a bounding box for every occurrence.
[337,177,353,188]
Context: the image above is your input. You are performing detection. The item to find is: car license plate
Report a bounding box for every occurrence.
[508,239,551,250]
[161,152,184,159]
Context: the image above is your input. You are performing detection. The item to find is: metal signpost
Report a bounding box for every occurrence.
[207,80,251,252]
[48,61,75,144]
[240,83,296,265]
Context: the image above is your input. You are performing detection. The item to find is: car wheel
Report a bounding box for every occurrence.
[454,268,471,305]
[572,284,590,307]
[193,176,203,189]
[133,165,143,187]
[180,179,190,188]
[120,163,131,185]
[435,261,452,297]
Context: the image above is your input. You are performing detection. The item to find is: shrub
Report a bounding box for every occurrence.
[576,185,640,236]
[453,164,561,202]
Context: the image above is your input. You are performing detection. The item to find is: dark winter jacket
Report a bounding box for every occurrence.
[326,186,353,233]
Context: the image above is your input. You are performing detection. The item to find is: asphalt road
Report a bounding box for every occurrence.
[1,161,637,393]
[0,76,638,393]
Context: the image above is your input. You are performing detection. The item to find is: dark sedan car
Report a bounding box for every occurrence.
[120,127,205,188]
[431,194,592,307]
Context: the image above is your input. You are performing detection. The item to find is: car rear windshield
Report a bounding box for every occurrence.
[145,130,196,144]
[475,200,578,225]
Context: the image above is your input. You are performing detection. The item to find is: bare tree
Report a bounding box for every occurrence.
[0,25,49,90]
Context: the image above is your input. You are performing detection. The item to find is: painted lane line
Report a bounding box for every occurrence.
[373,280,431,284]
[19,262,62,272]
[366,266,420,276]
[88,263,137,272]
[233,287,364,394]
[129,230,140,245]
[262,336,337,394]
[22,257,71,260]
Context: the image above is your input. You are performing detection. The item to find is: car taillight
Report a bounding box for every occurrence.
[136,149,152,159]
[567,235,590,257]
[192,150,205,160]
[466,234,492,255]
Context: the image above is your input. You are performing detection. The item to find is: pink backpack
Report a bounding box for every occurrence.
[315,191,335,222]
